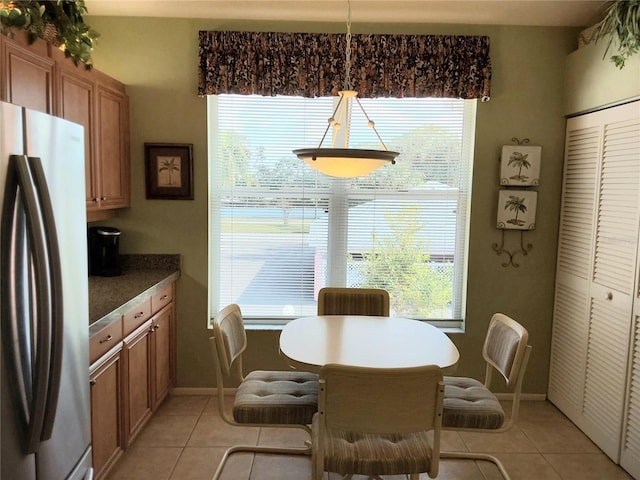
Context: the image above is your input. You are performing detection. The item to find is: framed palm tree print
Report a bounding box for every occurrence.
[145,143,194,199]
[497,190,537,230]
[500,145,541,186]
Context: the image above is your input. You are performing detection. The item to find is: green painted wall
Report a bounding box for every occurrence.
[86,15,581,394]
[565,34,640,115]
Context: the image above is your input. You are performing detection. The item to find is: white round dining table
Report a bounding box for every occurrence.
[279,315,460,373]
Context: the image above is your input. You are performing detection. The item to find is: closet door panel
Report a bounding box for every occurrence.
[582,291,633,460]
[620,105,640,479]
[549,114,600,416]
[550,100,640,473]
[548,281,589,415]
[582,104,640,462]
[592,116,640,294]
[555,123,600,279]
[620,314,640,478]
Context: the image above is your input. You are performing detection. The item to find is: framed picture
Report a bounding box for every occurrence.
[497,190,537,230]
[145,143,194,200]
[500,145,542,186]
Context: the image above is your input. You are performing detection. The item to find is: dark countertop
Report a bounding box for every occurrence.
[88,254,180,337]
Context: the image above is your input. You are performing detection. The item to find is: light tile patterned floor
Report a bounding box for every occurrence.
[105,395,634,480]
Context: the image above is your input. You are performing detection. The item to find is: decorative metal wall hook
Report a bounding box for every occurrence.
[492,230,533,268]
[511,137,530,145]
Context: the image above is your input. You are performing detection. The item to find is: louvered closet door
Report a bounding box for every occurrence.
[621,104,640,479]
[549,100,640,467]
[622,310,640,478]
[582,103,640,461]
[548,113,600,418]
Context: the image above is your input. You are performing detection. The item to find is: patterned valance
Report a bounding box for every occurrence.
[198,31,491,100]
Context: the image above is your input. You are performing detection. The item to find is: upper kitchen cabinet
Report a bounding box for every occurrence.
[1,30,131,221]
[0,30,55,114]
[93,72,130,215]
[56,58,130,218]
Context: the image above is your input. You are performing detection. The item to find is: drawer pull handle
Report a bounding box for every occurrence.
[99,334,113,344]
[160,294,168,300]
[606,292,613,301]
[154,324,160,330]
[134,311,145,318]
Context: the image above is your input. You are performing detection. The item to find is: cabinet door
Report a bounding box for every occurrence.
[123,321,153,444]
[152,304,174,409]
[1,31,54,113]
[57,65,98,209]
[96,79,130,209]
[90,348,124,480]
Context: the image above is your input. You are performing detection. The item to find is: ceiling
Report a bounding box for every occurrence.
[84,1,607,27]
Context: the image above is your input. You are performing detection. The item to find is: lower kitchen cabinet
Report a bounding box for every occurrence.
[90,280,176,480]
[89,345,124,480]
[123,319,154,443]
[152,305,173,409]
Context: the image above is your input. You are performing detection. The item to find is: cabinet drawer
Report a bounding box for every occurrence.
[123,298,152,336]
[152,284,173,313]
[90,318,123,364]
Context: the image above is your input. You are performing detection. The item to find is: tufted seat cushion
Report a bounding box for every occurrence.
[233,370,319,425]
[312,414,434,476]
[442,376,505,429]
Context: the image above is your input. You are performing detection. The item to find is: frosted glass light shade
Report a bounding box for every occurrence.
[294,148,398,178]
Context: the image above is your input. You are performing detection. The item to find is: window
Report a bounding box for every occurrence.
[208,94,476,325]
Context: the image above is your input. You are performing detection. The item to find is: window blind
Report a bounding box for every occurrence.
[208,94,475,324]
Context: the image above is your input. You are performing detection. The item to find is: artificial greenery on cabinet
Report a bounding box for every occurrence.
[593,0,640,69]
[0,0,99,69]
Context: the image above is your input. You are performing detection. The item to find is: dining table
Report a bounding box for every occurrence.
[279,315,460,373]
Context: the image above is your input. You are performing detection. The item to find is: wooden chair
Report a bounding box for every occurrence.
[440,312,532,480]
[317,287,390,316]
[209,304,319,479]
[312,364,444,480]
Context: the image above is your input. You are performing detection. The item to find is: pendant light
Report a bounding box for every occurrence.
[293,1,399,178]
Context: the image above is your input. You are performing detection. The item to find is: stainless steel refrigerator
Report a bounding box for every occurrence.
[1,101,93,479]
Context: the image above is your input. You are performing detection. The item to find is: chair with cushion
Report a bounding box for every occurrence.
[209,304,319,479]
[440,312,532,480]
[312,363,445,480]
[317,287,390,316]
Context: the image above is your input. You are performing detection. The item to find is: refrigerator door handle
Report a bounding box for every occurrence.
[28,155,64,440]
[1,154,54,454]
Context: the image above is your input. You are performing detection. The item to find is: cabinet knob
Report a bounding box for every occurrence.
[160,294,168,300]
[134,311,145,318]
[100,196,107,201]
[90,379,96,386]
[154,324,160,330]
[606,292,613,301]
[99,334,113,344]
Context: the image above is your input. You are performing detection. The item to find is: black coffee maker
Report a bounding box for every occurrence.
[88,226,122,276]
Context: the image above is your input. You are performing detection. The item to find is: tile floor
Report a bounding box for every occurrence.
[105,394,634,480]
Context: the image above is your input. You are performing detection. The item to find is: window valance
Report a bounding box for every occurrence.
[198,31,491,100]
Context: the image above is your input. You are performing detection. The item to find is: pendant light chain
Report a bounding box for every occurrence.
[344,0,352,91]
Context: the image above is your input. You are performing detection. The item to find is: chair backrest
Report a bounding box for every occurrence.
[482,312,529,387]
[317,287,390,316]
[210,303,247,377]
[318,364,444,435]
